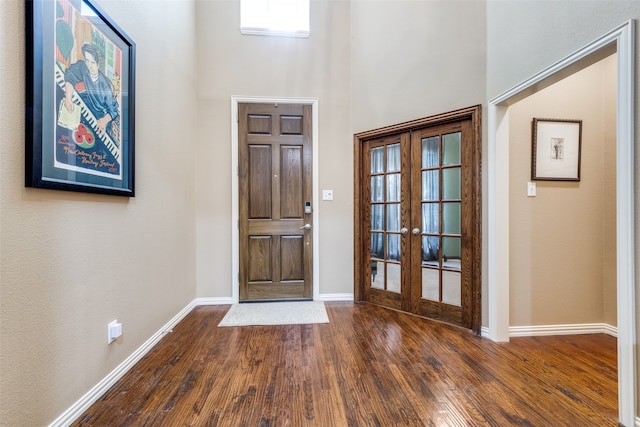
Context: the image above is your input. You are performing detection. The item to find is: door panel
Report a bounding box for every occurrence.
[248,145,272,218]
[281,236,304,280]
[410,121,471,326]
[356,108,481,333]
[248,236,272,281]
[239,103,313,301]
[364,133,411,312]
[280,146,303,218]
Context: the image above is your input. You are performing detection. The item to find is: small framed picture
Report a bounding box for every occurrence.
[531,118,582,181]
[26,0,136,196]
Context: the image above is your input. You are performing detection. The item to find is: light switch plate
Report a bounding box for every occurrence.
[322,190,334,201]
[527,182,536,197]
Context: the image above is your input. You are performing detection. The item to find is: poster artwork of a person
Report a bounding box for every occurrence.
[63,42,119,140]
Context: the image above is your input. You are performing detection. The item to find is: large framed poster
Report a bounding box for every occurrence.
[26,0,136,196]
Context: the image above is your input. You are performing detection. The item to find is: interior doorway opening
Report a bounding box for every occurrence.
[507,53,617,334]
[487,21,635,426]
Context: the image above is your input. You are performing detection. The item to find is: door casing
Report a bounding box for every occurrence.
[231,96,320,303]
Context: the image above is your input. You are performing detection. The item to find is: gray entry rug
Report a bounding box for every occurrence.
[218,301,329,327]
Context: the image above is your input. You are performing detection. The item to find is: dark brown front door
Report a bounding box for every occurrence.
[238,103,313,301]
[355,107,481,333]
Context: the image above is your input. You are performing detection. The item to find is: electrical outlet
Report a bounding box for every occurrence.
[108,320,122,344]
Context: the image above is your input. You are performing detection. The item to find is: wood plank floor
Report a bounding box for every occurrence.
[73,303,618,426]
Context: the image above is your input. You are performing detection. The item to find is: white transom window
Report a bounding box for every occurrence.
[240,0,310,37]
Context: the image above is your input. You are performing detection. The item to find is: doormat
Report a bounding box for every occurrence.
[218,301,329,327]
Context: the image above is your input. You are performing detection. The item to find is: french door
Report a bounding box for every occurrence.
[355,107,481,333]
[365,132,410,311]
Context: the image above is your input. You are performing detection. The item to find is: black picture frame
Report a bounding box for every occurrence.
[531,118,582,181]
[26,0,136,196]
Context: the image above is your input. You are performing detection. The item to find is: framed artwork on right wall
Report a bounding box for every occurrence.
[531,118,582,181]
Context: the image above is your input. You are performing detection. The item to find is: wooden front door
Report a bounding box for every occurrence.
[355,107,481,333]
[239,103,313,301]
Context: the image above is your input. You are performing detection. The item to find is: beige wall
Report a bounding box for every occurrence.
[602,53,617,326]
[193,0,486,298]
[0,0,198,425]
[508,55,616,327]
[194,0,353,298]
[2,0,639,425]
[350,0,486,133]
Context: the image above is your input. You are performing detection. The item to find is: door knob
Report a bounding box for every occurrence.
[400,227,409,235]
[412,228,420,235]
[299,223,312,231]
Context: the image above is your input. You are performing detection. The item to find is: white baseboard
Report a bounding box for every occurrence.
[509,323,618,338]
[481,326,490,339]
[194,296,234,305]
[196,296,355,304]
[193,295,355,306]
[49,300,198,427]
[481,324,618,340]
[317,293,354,301]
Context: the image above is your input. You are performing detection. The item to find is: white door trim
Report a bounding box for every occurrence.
[231,96,320,303]
[487,21,636,426]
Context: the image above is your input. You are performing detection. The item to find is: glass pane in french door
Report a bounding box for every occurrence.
[420,132,463,307]
[370,142,403,293]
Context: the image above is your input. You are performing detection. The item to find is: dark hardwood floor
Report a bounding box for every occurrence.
[73,302,618,426]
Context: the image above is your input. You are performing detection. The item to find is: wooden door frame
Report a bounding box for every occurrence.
[354,105,482,334]
[231,96,320,304]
